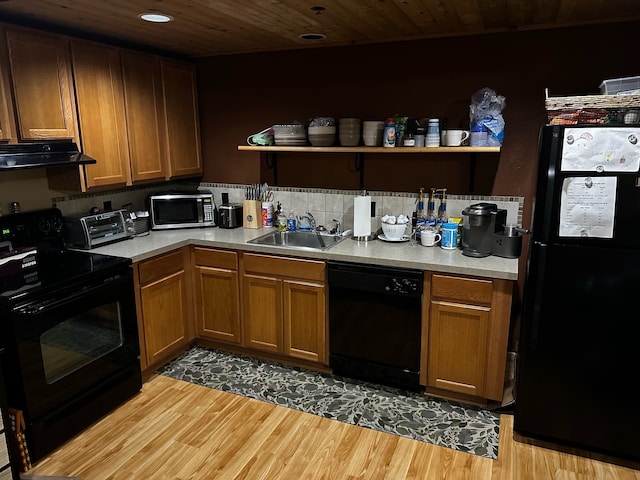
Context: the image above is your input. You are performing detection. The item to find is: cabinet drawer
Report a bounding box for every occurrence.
[431,274,493,305]
[243,253,325,282]
[194,247,237,270]
[138,249,184,285]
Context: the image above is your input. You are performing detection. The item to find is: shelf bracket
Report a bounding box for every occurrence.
[265,151,278,184]
[354,152,365,189]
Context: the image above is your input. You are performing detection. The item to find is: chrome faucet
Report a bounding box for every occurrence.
[299,212,317,232]
[330,219,341,235]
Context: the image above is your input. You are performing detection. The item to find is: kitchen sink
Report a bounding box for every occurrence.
[247,230,349,251]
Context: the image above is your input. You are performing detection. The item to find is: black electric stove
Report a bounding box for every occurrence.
[0,208,141,462]
[0,208,131,303]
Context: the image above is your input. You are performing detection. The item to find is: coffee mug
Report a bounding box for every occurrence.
[421,229,441,247]
[444,129,470,147]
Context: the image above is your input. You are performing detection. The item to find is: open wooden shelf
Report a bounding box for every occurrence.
[238,145,501,153]
[238,144,501,190]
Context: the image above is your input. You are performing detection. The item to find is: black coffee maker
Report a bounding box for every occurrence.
[461,203,507,257]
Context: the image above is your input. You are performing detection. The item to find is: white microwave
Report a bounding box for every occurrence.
[148,192,216,230]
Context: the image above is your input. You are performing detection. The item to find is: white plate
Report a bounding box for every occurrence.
[377,234,410,242]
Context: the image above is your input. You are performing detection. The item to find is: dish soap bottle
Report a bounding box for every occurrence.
[274,202,286,232]
[287,211,297,231]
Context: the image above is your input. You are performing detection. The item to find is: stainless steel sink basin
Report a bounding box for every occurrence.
[247,230,349,251]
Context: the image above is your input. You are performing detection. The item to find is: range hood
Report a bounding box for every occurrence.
[0,143,97,170]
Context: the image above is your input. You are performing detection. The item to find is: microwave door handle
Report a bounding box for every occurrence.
[197,199,204,222]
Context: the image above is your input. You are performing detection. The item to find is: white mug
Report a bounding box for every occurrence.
[421,230,441,247]
[444,129,470,147]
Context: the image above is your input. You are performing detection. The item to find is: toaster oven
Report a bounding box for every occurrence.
[63,210,133,249]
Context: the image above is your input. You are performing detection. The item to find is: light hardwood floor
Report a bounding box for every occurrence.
[25,374,640,479]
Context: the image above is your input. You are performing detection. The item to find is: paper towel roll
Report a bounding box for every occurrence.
[353,195,371,237]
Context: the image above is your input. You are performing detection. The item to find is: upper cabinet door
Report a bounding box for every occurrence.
[5,28,77,141]
[0,27,16,143]
[71,40,131,188]
[121,50,167,183]
[161,59,202,178]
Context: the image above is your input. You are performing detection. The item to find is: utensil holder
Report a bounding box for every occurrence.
[243,200,262,229]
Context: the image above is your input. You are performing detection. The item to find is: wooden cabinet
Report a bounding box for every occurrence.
[421,272,512,402]
[161,58,202,179]
[121,50,167,184]
[0,27,15,143]
[241,253,327,364]
[0,23,202,190]
[70,40,131,189]
[193,247,241,344]
[134,248,194,370]
[4,27,77,141]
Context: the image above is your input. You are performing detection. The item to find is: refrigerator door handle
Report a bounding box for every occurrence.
[527,242,547,351]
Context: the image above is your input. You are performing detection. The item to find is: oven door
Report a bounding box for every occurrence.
[7,268,140,420]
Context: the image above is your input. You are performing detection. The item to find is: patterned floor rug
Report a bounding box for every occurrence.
[158,346,500,460]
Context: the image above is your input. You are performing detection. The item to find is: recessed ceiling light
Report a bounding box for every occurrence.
[138,12,173,23]
[299,33,326,41]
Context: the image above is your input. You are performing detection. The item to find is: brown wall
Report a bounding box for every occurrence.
[196,21,638,349]
[197,20,637,199]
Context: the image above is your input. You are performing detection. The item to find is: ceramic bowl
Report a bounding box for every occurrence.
[381,222,407,240]
[339,134,360,147]
[308,126,336,146]
[273,124,307,145]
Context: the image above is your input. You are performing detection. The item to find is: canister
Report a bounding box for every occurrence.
[261,201,274,227]
[425,118,440,147]
[383,118,396,147]
[440,222,458,249]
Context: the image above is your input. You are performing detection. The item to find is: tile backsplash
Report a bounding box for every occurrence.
[198,183,524,233]
[52,181,524,233]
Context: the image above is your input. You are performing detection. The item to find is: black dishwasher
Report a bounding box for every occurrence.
[328,261,423,391]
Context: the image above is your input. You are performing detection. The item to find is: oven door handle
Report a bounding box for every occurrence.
[14,272,129,315]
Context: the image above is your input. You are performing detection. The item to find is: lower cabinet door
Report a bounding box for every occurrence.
[242,274,283,354]
[140,269,190,366]
[284,279,326,363]
[195,265,240,344]
[427,301,490,397]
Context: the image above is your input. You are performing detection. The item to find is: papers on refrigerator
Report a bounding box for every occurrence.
[559,176,616,238]
[560,127,640,172]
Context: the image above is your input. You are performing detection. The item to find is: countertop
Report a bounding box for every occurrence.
[89,226,518,280]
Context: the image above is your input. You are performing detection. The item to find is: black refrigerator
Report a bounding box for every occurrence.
[514,124,640,463]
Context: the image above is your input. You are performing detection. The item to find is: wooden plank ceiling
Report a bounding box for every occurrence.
[0,0,638,58]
